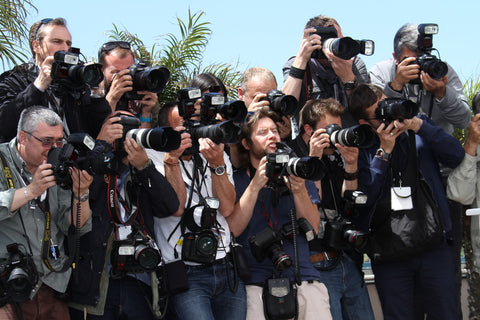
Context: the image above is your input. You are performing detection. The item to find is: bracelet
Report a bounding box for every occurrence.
[164,159,180,166]
[343,170,359,181]
[289,66,305,80]
[24,186,29,201]
[139,114,152,123]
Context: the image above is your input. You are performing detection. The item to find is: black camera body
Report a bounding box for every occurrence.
[310,26,375,60]
[408,23,448,84]
[0,243,38,306]
[325,124,375,149]
[249,227,292,272]
[323,190,368,251]
[51,48,103,94]
[177,87,243,155]
[48,133,117,189]
[124,59,170,100]
[110,233,162,278]
[375,98,419,125]
[260,90,298,117]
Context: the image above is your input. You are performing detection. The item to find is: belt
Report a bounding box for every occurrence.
[309,251,339,263]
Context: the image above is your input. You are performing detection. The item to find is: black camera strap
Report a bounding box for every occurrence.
[106,172,138,226]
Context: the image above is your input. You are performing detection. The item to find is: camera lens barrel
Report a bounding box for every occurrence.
[126,127,181,152]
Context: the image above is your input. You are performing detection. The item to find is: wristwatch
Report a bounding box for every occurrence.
[375,148,391,161]
[74,191,90,202]
[343,80,357,90]
[209,164,226,176]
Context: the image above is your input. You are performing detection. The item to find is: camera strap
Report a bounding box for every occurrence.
[106,172,138,225]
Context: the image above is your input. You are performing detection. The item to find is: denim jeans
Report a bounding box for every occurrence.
[170,261,246,320]
[312,252,374,320]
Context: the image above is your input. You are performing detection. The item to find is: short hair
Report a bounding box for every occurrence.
[235,109,280,168]
[240,67,277,93]
[299,98,345,134]
[393,23,421,59]
[348,84,384,121]
[158,101,179,127]
[17,106,62,139]
[305,15,340,29]
[98,45,135,66]
[29,18,67,56]
[190,73,228,98]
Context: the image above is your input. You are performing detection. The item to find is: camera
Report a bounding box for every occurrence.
[323,190,368,251]
[280,217,316,242]
[409,23,448,84]
[375,98,419,125]
[124,59,170,100]
[51,48,103,93]
[48,133,117,189]
[0,243,38,305]
[249,227,292,272]
[260,90,298,117]
[110,230,162,277]
[182,198,220,264]
[310,26,375,60]
[325,124,375,148]
[265,143,325,181]
[177,87,243,155]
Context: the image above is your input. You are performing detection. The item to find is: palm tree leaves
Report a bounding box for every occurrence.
[0,0,36,68]
[106,9,241,103]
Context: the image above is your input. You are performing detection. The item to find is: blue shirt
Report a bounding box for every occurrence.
[234,168,321,284]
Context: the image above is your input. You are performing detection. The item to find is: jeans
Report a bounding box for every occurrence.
[70,276,154,320]
[312,252,374,320]
[170,261,246,320]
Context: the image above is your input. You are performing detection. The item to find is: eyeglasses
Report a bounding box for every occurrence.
[34,18,53,40]
[98,41,132,60]
[25,132,65,148]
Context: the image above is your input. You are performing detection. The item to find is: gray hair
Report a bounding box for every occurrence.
[393,23,420,59]
[240,67,277,93]
[17,106,62,139]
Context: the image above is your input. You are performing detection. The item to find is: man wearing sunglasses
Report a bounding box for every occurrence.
[0,106,93,320]
[0,18,111,143]
[98,41,159,128]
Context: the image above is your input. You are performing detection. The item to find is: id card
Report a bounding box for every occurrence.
[391,186,413,211]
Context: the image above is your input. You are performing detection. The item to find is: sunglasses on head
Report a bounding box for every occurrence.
[98,41,132,60]
[34,18,53,40]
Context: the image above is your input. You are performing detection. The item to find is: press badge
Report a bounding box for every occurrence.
[391,186,413,211]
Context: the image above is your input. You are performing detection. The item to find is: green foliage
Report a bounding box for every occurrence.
[453,76,480,144]
[0,0,36,68]
[107,9,242,104]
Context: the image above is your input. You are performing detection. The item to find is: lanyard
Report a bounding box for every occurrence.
[107,171,138,225]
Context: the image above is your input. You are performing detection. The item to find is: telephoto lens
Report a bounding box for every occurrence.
[126,127,181,152]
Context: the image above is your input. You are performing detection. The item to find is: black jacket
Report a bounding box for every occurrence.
[0,60,111,141]
[68,164,180,306]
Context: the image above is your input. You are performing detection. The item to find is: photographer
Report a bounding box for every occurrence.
[349,84,465,319]
[0,18,111,142]
[227,109,331,320]
[98,41,160,128]
[0,106,92,320]
[289,98,374,320]
[369,23,470,136]
[67,111,179,319]
[282,15,370,136]
[146,94,246,319]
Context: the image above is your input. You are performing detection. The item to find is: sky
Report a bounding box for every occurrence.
[4,0,480,90]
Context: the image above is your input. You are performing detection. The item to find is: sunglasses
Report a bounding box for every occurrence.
[34,18,53,40]
[25,132,65,148]
[98,41,132,60]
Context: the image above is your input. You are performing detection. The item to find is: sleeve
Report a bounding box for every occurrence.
[432,64,471,130]
[446,153,478,205]
[369,59,404,99]
[353,57,370,84]
[79,93,112,139]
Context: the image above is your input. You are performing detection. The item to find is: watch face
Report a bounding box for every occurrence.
[214,165,226,175]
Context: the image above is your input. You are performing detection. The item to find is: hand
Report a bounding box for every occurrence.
[465,113,480,156]
[199,138,224,167]
[325,51,355,83]
[166,126,192,159]
[96,116,124,143]
[377,122,402,153]
[69,167,93,196]
[396,117,422,133]
[105,69,133,108]
[391,57,420,91]
[137,91,158,115]
[29,161,56,197]
[336,145,359,167]
[250,157,269,192]
[420,71,448,100]
[124,138,149,170]
[284,175,307,195]
[293,27,322,69]
[34,56,54,91]
[309,129,330,158]
[248,93,270,112]
[277,116,292,140]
